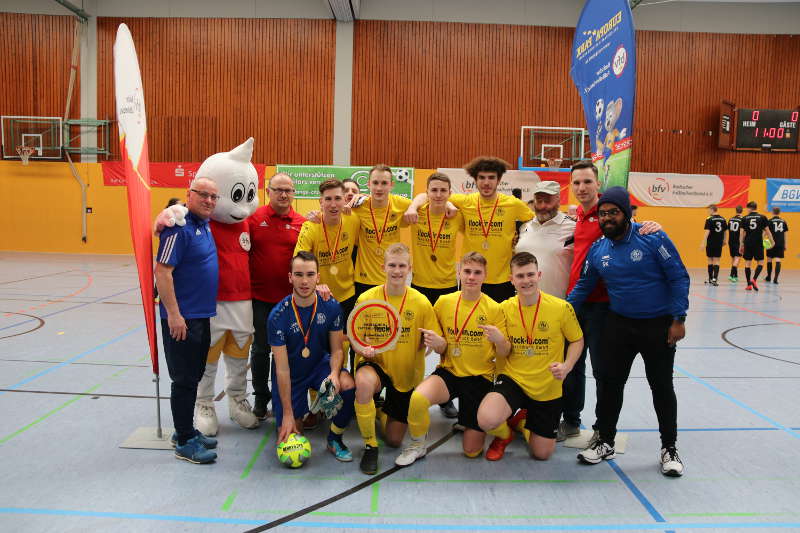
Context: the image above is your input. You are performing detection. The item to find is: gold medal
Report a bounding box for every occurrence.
[329,265,338,275]
[375,246,384,257]
[291,295,317,360]
[482,240,490,250]
[301,346,311,358]
[430,254,437,262]
[452,346,461,356]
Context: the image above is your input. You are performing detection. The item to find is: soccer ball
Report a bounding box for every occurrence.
[277,433,311,468]
[594,98,605,121]
[394,168,411,182]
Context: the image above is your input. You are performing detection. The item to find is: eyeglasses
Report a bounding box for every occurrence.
[269,187,295,195]
[190,189,220,201]
[598,208,622,218]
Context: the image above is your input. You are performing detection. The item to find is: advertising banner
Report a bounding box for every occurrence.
[628,172,749,208]
[437,168,570,206]
[767,178,800,212]
[570,0,637,191]
[276,165,414,199]
[102,160,266,188]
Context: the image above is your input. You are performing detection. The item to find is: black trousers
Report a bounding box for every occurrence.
[250,299,277,404]
[161,318,211,445]
[596,312,678,448]
[481,281,515,304]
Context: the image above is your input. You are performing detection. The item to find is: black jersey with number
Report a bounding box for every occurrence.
[741,212,769,247]
[768,216,789,248]
[728,215,742,246]
[704,214,727,246]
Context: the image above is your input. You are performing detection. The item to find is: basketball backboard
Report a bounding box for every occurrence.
[518,126,588,170]
[1,116,63,160]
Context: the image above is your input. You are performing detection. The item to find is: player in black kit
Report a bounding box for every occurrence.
[739,201,774,291]
[765,207,789,284]
[701,205,727,285]
[727,205,743,282]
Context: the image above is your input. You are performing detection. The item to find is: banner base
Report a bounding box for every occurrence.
[119,426,175,450]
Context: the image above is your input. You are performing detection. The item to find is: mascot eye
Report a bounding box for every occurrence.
[231,183,245,203]
[246,184,256,203]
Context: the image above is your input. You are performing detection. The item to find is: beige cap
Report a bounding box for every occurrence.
[532,181,560,196]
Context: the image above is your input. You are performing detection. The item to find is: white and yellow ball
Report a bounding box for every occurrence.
[277,433,311,468]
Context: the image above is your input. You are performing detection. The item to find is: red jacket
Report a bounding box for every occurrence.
[248,204,305,303]
[567,202,608,303]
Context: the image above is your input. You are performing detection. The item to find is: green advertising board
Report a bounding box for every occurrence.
[276,165,414,199]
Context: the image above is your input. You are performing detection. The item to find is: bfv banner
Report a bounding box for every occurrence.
[570,0,636,191]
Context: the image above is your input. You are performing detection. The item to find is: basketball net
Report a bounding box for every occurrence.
[545,157,563,168]
[16,145,35,166]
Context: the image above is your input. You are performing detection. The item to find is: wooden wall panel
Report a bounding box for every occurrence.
[0,13,80,138]
[96,17,335,164]
[352,20,800,178]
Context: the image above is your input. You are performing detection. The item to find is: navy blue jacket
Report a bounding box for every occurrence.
[567,222,689,320]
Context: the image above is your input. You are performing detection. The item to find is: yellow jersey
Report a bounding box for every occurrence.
[433,291,504,381]
[355,285,441,392]
[499,292,583,401]
[449,192,533,284]
[411,205,464,289]
[352,194,412,285]
[294,214,360,301]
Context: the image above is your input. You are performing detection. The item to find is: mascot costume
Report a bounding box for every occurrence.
[159,138,260,435]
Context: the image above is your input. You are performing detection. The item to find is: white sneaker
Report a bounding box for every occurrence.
[577,439,616,464]
[229,396,259,429]
[660,446,684,477]
[195,401,219,436]
[395,437,427,467]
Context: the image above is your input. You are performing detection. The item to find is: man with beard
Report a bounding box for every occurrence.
[568,187,690,477]
[515,181,575,298]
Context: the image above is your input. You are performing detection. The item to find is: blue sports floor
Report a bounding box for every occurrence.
[0,251,798,532]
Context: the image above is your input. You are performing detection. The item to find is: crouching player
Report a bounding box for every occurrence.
[268,251,356,462]
[396,252,508,466]
[477,252,584,461]
[353,243,441,475]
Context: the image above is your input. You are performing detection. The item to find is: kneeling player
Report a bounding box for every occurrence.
[268,252,356,462]
[477,252,583,461]
[353,243,441,475]
[396,252,508,466]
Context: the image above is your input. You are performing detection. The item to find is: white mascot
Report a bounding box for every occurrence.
[160,138,260,435]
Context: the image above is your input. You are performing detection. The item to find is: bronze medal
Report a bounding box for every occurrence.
[329,265,339,276]
[430,254,437,262]
[301,346,311,358]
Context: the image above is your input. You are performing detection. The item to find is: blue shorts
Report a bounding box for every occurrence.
[272,358,341,426]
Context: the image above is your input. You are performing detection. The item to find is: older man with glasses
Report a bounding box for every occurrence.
[247,173,307,419]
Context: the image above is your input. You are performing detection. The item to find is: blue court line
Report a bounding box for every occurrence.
[680,346,798,350]
[605,460,666,523]
[2,507,800,530]
[0,287,138,333]
[674,364,800,440]
[0,325,144,394]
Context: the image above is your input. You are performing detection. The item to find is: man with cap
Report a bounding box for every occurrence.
[515,181,575,299]
[567,186,690,477]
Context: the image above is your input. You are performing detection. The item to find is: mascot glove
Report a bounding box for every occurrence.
[154,204,189,235]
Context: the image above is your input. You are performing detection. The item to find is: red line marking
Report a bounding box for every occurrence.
[12,272,94,316]
[691,292,800,327]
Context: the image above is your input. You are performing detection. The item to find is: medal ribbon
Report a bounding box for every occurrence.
[517,292,542,346]
[322,219,343,266]
[453,292,482,345]
[382,285,408,333]
[476,196,500,240]
[291,294,317,349]
[369,197,392,247]
[425,205,447,255]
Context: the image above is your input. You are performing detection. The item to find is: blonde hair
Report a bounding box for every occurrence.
[384,242,410,263]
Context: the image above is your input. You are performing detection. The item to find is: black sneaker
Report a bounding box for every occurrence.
[253,397,269,420]
[764,276,771,282]
[360,445,379,475]
[439,400,458,419]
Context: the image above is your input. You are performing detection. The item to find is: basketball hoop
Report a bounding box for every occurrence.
[16,145,35,165]
[545,158,563,168]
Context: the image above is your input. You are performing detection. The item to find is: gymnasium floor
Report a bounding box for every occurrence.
[0,251,798,532]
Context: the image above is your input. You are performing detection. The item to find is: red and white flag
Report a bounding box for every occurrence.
[114,24,159,375]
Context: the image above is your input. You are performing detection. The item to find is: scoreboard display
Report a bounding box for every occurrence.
[735,108,799,151]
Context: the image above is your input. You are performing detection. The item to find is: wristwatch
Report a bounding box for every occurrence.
[673,315,686,324]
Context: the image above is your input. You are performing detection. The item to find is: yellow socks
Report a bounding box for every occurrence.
[463,449,482,458]
[487,422,511,440]
[329,422,345,436]
[355,400,378,447]
[407,391,431,440]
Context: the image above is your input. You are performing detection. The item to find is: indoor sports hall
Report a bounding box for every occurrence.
[2,1,799,532]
